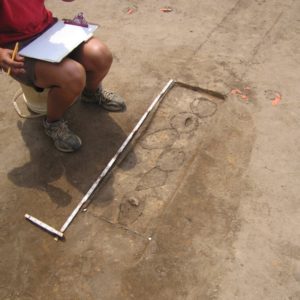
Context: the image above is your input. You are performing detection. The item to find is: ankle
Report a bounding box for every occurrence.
[83,85,102,95]
[46,119,58,124]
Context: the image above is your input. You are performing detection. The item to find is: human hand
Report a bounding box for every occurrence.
[0,48,25,75]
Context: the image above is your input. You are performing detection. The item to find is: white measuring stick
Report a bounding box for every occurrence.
[60,79,176,233]
[25,214,64,238]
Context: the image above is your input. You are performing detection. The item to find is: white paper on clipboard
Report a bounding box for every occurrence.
[19,20,98,63]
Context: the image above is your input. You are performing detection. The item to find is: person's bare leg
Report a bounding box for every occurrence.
[71,37,112,92]
[71,37,126,112]
[34,58,86,121]
[33,58,86,152]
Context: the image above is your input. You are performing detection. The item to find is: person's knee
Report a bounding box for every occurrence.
[61,60,86,95]
[99,44,113,68]
[86,40,113,70]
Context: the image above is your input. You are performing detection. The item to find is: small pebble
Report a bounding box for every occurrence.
[128,197,139,207]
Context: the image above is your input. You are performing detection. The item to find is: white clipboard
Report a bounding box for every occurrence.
[19,20,98,63]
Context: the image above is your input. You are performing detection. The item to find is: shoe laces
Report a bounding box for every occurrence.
[53,120,70,138]
[99,90,114,104]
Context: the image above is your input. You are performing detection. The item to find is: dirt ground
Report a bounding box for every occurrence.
[1,0,300,299]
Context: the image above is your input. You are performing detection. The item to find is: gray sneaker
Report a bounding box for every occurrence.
[43,119,82,152]
[80,88,126,112]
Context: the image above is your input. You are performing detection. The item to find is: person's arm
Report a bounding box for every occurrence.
[0,47,25,75]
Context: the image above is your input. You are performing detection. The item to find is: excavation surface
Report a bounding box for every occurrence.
[1,1,300,299]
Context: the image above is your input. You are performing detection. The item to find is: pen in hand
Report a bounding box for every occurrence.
[7,42,19,76]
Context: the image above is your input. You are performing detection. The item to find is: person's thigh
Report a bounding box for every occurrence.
[34,58,86,89]
[12,58,39,89]
[6,37,97,89]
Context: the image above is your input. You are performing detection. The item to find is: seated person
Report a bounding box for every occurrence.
[0,0,126,152]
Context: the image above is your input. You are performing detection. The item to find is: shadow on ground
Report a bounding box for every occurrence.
[7,100,136,209]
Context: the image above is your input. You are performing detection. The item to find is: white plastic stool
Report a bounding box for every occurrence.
[13,84,48,118]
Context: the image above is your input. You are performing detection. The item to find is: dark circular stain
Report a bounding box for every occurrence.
[170,112,199,133]
[190,97,217,118]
